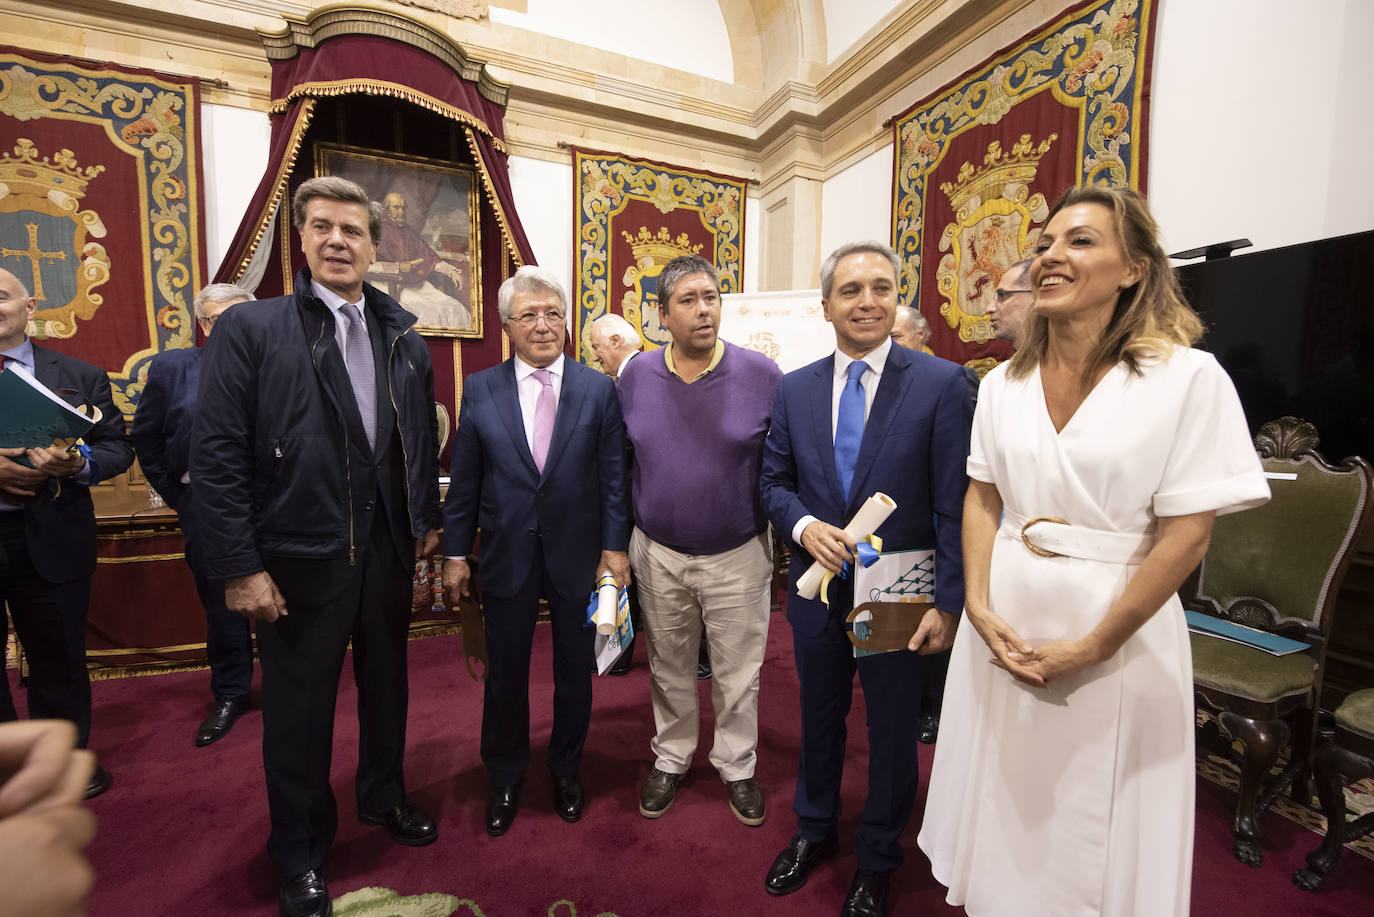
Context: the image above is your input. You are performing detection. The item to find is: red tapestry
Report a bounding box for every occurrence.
[889,0,1157,375]
[0,46,207,417]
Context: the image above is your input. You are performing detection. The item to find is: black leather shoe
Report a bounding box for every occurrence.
[83,765,112,800]
[196,697,250,747]
[486,784,519,837]
[918,710,939,745]
[608,642,634,676]
[552,776,585,823]
[840,869,889,917]
[765,835,836,896]
[279,869,331,917]
[359,801,437,846]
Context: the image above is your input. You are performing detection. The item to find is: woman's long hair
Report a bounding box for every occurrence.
[1006,186,1203,390]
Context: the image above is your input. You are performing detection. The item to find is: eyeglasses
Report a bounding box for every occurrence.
[509,310,565,328]
[993,288,1033,303]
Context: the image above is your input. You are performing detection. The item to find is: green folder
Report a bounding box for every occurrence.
[0,365,96,455]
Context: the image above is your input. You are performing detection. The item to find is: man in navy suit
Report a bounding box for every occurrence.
[132,282,255,746]
[0,266,134,800]
[759,241,972,917]
[443,265,630,837]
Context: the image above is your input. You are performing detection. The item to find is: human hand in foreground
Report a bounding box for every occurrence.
[907,606,958,654]
[1014,638,1103,687]
[598,550,631,591]
[26,446,85,479]
[444,558,472,600]
[415,529,439,559]
[800,521,856,575]
[0,720,96,917]
[0,448,47,497]
[964,605,1044,686]
[226,571,288,623]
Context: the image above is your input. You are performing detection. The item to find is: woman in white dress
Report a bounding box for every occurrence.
[916,187,1270,916]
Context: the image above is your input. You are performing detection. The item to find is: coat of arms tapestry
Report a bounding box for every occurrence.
[0,46,206,418]
[572,148,746,366]
[890,0,1157,375]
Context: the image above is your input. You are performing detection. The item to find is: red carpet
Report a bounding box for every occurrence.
[19,610,1371,915]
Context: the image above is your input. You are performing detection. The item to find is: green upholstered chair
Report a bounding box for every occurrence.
[1293,688,1374,890]
[1187,417,1373,867]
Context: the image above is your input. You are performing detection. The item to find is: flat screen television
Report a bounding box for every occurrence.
[1177,229,1373,465]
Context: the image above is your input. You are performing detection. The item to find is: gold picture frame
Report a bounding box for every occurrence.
[315,142,482,339]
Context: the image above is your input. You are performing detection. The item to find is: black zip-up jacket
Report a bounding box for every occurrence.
[191,268,441,580]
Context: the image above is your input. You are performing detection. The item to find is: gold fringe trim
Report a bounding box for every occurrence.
[463,127,525,266]
[232,98,318,282]
[269,81,507,154]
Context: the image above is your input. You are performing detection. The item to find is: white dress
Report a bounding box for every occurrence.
[917,348,1269,916]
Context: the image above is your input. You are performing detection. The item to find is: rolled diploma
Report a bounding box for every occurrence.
[593,574,618,635]
[795,492,898,600]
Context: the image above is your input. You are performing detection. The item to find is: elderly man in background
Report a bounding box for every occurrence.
[444,265,630,836]
[588,312,643,379]
[618,254,782,826]
[0,267,133,801]
[889,306,930,351]
[132,282,256,747]
[986,258,1034,346]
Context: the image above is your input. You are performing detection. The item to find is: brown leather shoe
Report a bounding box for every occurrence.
[638,767,681,818]
[727,777,765,826]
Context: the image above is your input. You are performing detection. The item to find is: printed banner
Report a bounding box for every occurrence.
[0,46,206,417]
[718,290,828,374]
[572,148,746,365]
[890,0,1156,375]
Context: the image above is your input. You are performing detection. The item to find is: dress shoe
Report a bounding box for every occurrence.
[918,710,940,745]
[485,784,519,837]
[196,696,250,747]
[359,801,437,846]
[765,835,836,896]
[840,869,889,917]
[727,777,765,826]
[83,765,112,800]
[608,649,633,676]
[552,775,585,823]
[638,766,681,819]
[279,868,331,917]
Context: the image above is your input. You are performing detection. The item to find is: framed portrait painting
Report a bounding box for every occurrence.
[315,142,482,339]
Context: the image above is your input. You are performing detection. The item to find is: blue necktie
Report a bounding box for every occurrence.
[834,359,867,502]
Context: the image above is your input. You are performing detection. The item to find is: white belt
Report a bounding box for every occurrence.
[1001,511,1155,565]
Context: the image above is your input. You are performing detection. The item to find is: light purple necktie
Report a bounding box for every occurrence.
[531,368,555,472]
[339,303,377,452]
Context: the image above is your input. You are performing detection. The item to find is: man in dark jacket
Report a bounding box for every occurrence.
[131,282,255,747]
[192,177,441,917]
[0,266,134,800]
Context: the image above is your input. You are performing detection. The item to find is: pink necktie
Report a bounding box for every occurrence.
[531,368,555,472]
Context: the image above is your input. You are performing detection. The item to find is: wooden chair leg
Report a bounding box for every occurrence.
[1293,742,1374,891]
[1219,711,1288,867]
[1287,707,1319,806]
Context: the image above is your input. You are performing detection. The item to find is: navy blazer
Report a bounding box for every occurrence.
[760,343,972,636]
[24,344,134,583]
[443,357,631,602]
[131,347,201,512]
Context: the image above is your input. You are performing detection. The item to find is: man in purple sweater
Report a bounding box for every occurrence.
[618,254,782,826]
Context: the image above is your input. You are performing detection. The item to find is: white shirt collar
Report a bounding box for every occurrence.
[311,280,365,319]
[834,336,892,379]
[514,352,564,382]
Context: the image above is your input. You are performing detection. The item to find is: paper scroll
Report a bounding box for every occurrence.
[795,492,898,600]
[592,572,619,635]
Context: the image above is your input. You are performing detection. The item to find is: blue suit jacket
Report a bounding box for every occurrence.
[760,343,972,636]
[443,358,631,601]
[131,347,200,512]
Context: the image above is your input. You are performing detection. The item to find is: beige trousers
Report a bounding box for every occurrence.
[630,527,773,781]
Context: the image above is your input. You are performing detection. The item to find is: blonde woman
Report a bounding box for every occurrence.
[918,187,1269,915]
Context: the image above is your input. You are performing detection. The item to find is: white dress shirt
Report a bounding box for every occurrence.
[513,352,564,454]
[311,280,368,355]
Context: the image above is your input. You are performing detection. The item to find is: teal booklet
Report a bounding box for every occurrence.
[1185,609,1308,656]
[0,364,97,454]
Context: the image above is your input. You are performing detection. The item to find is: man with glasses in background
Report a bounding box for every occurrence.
[986,258,1035,346]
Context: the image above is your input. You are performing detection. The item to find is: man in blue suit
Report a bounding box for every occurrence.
[759,241,972,917]
[132,282,255,746]
[443,265,630,837]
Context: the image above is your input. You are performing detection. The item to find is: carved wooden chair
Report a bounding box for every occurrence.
[1187,417,1373,867]
[1293,688,1374,890]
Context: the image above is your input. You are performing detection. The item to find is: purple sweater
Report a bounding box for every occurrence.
[618,342,782,555]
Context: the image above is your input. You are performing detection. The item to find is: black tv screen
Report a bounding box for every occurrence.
[1177,229,1373,465]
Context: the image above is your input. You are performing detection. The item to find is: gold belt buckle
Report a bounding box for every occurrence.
[1021,516,1069,558]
